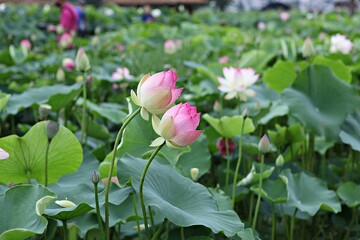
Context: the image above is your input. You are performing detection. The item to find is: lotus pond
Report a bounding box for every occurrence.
[1,3,360,240]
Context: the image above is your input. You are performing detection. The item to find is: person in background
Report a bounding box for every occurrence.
[48,0,78,34]
[75,0,86,37]
[141,5,155,22]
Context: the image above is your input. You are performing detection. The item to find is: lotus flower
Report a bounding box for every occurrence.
[330,34,353,54]
[151,102,202,148]
[20,39,31,50]
[75,48,91,72]
[280,11,290,21]
[58,32,73,49]
[216,138,236,156]
[164,39,181,54]
[0,148,9,160]
[131,70,183,120]
[257,21,266,30]
[111,67,134,81]
[218,67,259,101]
[218,56,229,63]
[62,58,75,70]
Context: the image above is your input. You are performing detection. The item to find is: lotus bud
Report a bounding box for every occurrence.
[190,168,199,181]
[56,68,65,82]
[39,104,52,120]
[75,48,91,72]
[55,199,76,208]
[46,121,59,141]
[92,171,100,185]
[275,154,284,167]
[258,134,270,154]
[0,148,9,160]
[302,37,316,58]
[213,100,221,112]
[242,108,249,119]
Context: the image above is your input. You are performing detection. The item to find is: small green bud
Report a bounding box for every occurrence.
[190,167,199,181]
[56,68,65,82]
[92,171,100,185]
[242,108,249,119]
[46,121,59,141]
[302,37,316,58]
[258,134,271,154]
[75,48,91,72]
[275,154,284,167]
[39,104,52,120]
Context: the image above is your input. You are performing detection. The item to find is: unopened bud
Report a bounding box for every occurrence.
[56,68,65,82]
[258,134,271,154]
[275,154,284,167]
[190,167,199,181]
[46,121,59,141]
[92,171,99,185]
[213,100,221,112]
[75,48,91,72]
[39,104,52,120]
[302,37,316,58]
[242,108,249,119]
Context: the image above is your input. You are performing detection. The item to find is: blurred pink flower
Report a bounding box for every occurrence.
[58,32,73,49]
[112,83,120,90]
[164,39,181,54]
[257,21,266,30]
[218,67,259,101]
[62,58,75,70]
[151,102,202,148]
[280,11,290,21]
[216,138,236,156]
[111,67,134,81]
[330,34,353,54]
[218,56,229,63]
[20,39,31,50]
[131,70,183,120]
[0,148,9,160]
[116,44,126,52]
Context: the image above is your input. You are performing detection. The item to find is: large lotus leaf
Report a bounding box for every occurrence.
[237,228,258,240]
[263,60,308,93]
[339,111,360,151]
[280,169,341,216]
[0,185,56,240]
[203,114,255,138]
[98,106,191,178]
[337,182,360,208]
[117,155,243,237]
[0,121,83,184]
[282,65,359,141]
[0,93,10,112]
[2,83,81,116]
[250,178,288,204]
[258,101,289,125]
[313,55,352,83]
[85,101,127,124]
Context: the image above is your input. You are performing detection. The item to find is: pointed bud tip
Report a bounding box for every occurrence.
[258,134,271,154]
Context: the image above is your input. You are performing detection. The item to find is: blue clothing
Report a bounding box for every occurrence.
[75,6,86,34]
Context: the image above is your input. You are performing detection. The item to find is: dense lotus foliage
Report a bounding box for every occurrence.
[1,3,360,240]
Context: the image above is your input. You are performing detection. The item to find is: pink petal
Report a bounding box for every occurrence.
[164,103,183,118]
[168,88,183,105]
[171,130,202,146]
[141,87,172,110]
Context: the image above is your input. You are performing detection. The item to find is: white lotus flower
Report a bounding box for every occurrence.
[218,67,259,101]
[330,34,353,54]
[111,67,134,81]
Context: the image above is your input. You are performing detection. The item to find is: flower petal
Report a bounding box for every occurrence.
[150,137,165,147]
[171,130,202,147]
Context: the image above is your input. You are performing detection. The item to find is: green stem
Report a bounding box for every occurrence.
[224,138,231,192]
[80,72,87,145]
[151,219,167,240]
[289,209,297,240]
[232,121,245,208]
[133,194,143,240]
[280,204,289,239]
[105,107,141,240]
[180,227,185,240]
[252,154,265,230]
[44,140,50,187]
[248,192,254,224]
[139,143,165,240]
[165,221,170,240]
[62,220,68,240]
[94,183,105,240]
[271,203,276,240]
[344,207,357,240]
[148,206,156,234]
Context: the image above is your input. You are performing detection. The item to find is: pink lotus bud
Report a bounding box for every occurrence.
[216,138,236,156]
[0,148,9,160]
[131,70,183,120]
[258,134,271,154]
[20,39,31,50]
[62,58,75,70]
[164,40,177,54]
[151,102,202,148]
[92,171,100,184]
[280,11,290,22]
[257,21,266,30]
[218,56,229,64]
[58,32,73,49]
[75,48,91,72]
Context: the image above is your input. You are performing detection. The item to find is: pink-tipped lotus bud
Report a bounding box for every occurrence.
[75,48,91,72]
[92,171,100,185]
[258,134,271,154]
